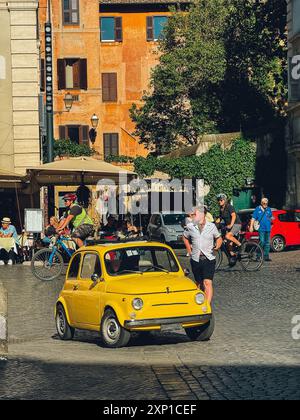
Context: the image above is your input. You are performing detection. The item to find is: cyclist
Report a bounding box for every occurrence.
[57,193,94,248]
[217,193,242,261]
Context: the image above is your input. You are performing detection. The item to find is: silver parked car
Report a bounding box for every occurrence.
[147,213,186,245]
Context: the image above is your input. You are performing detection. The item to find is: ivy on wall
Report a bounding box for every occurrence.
[54,139,95,158]
[108,138,255,214]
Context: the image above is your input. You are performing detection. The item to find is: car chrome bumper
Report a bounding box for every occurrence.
[124,314,212,329]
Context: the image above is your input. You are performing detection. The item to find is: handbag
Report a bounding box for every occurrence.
[253,208,267,231]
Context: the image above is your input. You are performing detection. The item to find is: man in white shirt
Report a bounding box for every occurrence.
[183,207,222,304]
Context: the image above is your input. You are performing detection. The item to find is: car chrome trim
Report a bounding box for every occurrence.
[124,314,212,328]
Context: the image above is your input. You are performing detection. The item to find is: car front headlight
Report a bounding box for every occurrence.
[195,293,205,305]
[132,298,144,311]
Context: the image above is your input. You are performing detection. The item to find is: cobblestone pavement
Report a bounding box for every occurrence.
[0,249,300,400]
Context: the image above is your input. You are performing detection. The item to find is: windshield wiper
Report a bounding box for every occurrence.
[145,266,170,274]
[117,270,143,275]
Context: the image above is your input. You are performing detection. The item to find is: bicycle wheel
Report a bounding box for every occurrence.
[215,249,223,271]
[238,241,264,272]
[31,248,64,281]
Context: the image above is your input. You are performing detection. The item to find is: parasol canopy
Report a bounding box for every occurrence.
[27,156,136,186]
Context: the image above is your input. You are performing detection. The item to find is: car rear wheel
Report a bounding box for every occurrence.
[271,235,286,252]
[185,314,215,342]
[56,304,75,340]
[100,309,131,348]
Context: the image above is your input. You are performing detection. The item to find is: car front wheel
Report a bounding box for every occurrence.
[56,304,75,340]
[271,235,286,252]
[185,314,215,342]
[100,309,131,348]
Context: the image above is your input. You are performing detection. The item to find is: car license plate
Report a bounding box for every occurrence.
[161,323,182,333]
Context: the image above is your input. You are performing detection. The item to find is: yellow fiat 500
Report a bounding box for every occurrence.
[55,240,214,348]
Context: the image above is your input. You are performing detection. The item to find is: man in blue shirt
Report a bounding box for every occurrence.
[250,198,273,262]
[0,217,19,265]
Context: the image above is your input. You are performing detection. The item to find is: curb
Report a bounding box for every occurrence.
[0,282,8,355]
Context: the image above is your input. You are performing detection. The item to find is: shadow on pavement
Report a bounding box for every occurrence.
[0,357,299,400]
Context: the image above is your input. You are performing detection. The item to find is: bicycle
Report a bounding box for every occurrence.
[215,232,264,272]
[31,235,76,281]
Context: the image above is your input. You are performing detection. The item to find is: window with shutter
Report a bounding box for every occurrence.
[146,16,154,41]
[153,16,168,41]
[59,126,67,139]
[57,59,66,90]
[80,59,88,90]
[80,126,89,146]
[115,17,123,42]
[102,73,117,102]
[63,0,80,26]
[104,133,119,158]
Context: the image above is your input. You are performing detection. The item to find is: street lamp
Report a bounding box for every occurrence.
[63,92,74,112]
[91,113,99,129]
[89,114,99,144]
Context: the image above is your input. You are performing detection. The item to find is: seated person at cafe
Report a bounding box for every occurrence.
[0,217,19,265]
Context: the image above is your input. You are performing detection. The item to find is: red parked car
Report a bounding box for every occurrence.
[238,209,300,252]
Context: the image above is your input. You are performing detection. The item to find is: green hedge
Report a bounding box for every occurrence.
[54,139,95,158]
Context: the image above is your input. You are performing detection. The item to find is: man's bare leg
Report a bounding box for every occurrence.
[203,279,213,305]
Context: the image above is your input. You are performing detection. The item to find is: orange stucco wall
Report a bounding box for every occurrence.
[39,0,170,159]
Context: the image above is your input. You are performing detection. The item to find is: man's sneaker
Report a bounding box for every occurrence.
[0,260,4,266]
[7,260,13,266]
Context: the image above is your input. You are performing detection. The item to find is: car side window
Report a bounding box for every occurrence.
[278,212,296,223]
[296,213,300,222]
[81,253,102,279]
[67,253,81,280]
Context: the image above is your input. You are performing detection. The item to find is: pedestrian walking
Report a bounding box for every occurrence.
[250,198,273,262]
[183,207,222,304]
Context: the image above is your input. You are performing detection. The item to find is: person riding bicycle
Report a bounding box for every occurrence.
[217,193,242,263]
[57,193,94,248]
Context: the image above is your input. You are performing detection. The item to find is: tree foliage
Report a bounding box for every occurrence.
[130,0,287,153]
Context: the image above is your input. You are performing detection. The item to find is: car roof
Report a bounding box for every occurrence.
[78,241,172,254]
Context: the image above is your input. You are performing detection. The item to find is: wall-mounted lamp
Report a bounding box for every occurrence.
[89,113,99,144]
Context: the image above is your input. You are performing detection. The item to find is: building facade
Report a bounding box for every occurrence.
[287,0,300,208]
[0,1,41,229]
[0,0,40,174]
[38,0,188,161]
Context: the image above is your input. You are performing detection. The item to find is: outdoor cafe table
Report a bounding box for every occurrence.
[0,237,18,254]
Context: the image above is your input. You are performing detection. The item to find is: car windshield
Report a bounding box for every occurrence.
[104,246,180,276]
[162,214,186,226]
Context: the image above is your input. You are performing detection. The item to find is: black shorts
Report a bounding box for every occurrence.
[190,257,216,286]
[72,224,94,241]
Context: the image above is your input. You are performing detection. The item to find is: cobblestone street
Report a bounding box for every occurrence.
[0,249,300,400]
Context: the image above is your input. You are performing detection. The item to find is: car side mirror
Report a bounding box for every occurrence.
[91,273,100,283]
[184,268,190,276]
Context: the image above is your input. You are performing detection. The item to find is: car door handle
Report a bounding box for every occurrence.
[73,284,79,291]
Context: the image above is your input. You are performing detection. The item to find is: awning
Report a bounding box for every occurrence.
[27,156,137,186]
[0,169,25,188]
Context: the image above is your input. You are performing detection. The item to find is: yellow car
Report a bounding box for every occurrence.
[55,240,214,348]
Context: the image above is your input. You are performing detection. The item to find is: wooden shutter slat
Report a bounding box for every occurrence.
[57,59,66,90]
[80,125,89,146]
[109,74,117,102]
[115,17,123,42]
[80,59,88,90]
[146,16,154,41]
[102,74,110,102]
[59,126,67,139]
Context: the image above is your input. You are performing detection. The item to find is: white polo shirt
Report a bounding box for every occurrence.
[184,222,221,262]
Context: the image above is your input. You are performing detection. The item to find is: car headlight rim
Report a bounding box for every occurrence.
[132,298,144,311]
[195,292,205,305]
